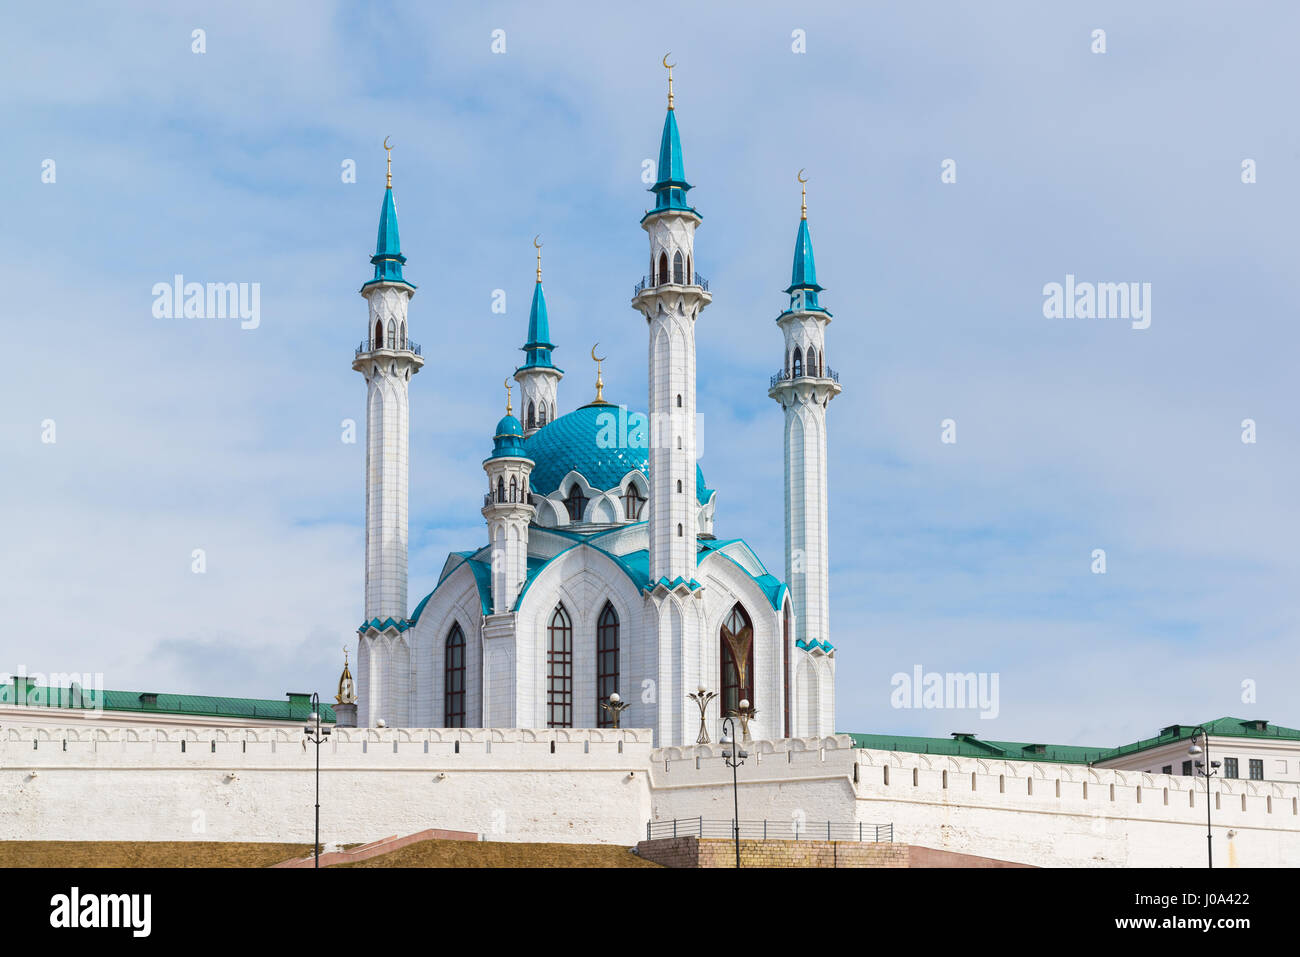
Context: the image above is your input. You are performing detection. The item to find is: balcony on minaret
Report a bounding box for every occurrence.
[356,336,422,358]
[634,270,709,296]
[770,366,840,390]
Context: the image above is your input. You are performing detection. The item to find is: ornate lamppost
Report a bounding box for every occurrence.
[303,691,332,868]
[733,699,758,743]
[720,715,748,869]
[1188,727,1219,868]
[687,686,717,744]
[600,692,632,729]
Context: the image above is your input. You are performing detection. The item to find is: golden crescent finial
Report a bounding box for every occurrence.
[504,378,513,415]
[797,168,807,184]
[533,234,542,249]
[663,52,675,69]
[591,344,607,403]
[663,53,675,109]
[383,136,392,151]
[591,343,606,362]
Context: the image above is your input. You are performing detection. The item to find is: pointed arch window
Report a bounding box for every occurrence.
[806,346,818,377]
[624,483,645,520]
[400,321,407,349]
[564,483,587,522]
[658,252,669,286]
[792,346,803,378]
[720,603,754,717]
[673,250,684,284]
[539,402,549,427]
[509,475,518,502]
[444,623,466,727]
[374,319,383,349]
[782,602,792,738]
[687,255,692,285]
[386,319,396,350]
[527,400,536,430]
[547,605,573,728]
[496,476,506,503]
[596,603,620,727]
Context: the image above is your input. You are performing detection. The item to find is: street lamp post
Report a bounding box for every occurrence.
[1188,727,1218,869]
[720,714,748,869]
[600,692,631,729]
[303,691,332,869]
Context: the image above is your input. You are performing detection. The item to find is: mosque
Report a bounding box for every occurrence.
[351,63,840,745]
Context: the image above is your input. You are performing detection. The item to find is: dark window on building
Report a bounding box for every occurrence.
[720,603,754,716]
[596,603,619,727]
[509,476,518,502]
[547,605,573,728]
[1161,765,1172,775]
[1182,760,1193,776]
[444,624,466,727]
[792,346,802,377]
[527,400,536,430]
[673,250,684,284]
[564,483,587,522]
[623,484,644,520]
[807,346,818,377]
[496,476,505,503]
[658,252,668,286]
[1249,759,1263,780]
[1224,757,1238,779]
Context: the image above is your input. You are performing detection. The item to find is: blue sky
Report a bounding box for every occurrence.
[2,1,1296,747]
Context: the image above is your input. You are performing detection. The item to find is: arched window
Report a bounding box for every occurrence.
[374,319,383,349]
[658,252,668,286]
[444,624,466,727]
[539,402,549,427]
[806,346,818,377]
[547,605,573,727]
[676,394,682,408]
[720,603,754,717]
[673,250,684,284]
[400,322,407,349]
[782,602,792,738]
[527,400,536,430]
[386,319,396,349]
[496,476,505,503]
[564,483,587,522]
[677,523,683,537]
[676,479,682,493]
[509,475,518,502]
[624,483,645,520]
[792,346,803,378]
[596,603,619,727]
[687,255,692,284]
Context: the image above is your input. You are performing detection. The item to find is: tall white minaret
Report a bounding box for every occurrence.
[770,174,840,670]
[353,143,422,727]
[482,384,536,613]
[514,237,563,436]
[632,59,711,588]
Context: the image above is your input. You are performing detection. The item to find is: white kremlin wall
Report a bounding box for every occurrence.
[3,726,1298,866]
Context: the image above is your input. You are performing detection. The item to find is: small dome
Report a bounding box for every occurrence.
[488,414,529,460]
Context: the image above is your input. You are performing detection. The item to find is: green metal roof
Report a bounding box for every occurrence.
[844,717,1300,766]
[1,680,336,723]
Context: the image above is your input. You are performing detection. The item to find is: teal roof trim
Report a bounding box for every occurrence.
[358,616,411,634]
[696,542,786,611]
[487,413,530,459]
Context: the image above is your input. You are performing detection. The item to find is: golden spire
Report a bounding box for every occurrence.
[663,53,675,110]
[533,234,543,282]
[504,378,513,416]
[384,136,393,189]
[798,168,808,220]
[591,344,608,404]
[336,646,356,705]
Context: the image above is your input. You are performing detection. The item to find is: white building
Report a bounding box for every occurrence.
[354,69,837,744]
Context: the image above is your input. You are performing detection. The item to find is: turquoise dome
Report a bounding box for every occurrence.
[523,403,712,506]
[488,413,528,460]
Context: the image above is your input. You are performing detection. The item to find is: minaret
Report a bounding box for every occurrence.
[514,237,563,436]
[482,383,535,613]
[632,57,711,588]
[354,140,422,623]
[769,172,841,663]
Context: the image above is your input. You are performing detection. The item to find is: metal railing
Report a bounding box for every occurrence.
[633,272,709,296]
[483,490,533,506]
[356,338,422,357]
[770,366,840,390]
[646,817,892,843]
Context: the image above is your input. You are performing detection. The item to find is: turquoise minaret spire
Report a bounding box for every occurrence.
[784,174,826,313]
[365,141,412,289]
[647,58,697,217]
[514,236,564,435]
